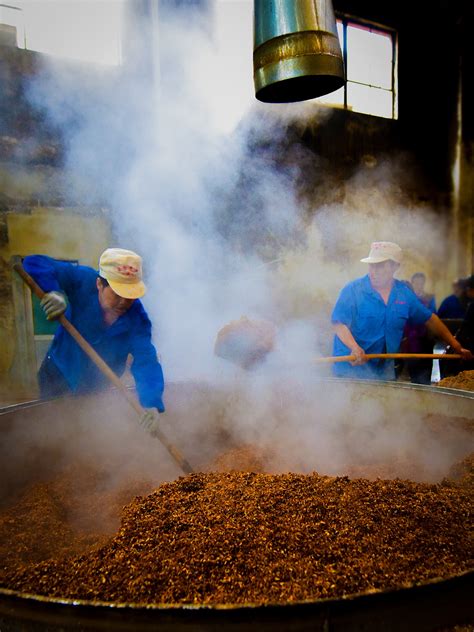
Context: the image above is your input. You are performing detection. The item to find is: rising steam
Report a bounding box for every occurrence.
[17,0,459,487]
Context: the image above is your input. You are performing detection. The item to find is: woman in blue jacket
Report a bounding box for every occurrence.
[23,248,165,423]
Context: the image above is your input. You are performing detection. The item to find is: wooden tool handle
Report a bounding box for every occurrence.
[314,353,463,364]
[13,263,193,475]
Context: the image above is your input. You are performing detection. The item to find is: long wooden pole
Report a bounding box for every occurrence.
[314,353,462,364]
[13,263,193,475]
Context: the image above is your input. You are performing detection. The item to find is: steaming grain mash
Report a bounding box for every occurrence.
[439,370,474,392]
[0,444,472,605]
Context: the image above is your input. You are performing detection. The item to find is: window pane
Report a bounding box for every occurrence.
[347,82,393,118]
[347,23,392,89]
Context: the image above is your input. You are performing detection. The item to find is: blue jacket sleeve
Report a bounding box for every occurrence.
[129,312,165,412]
[23,255,79,296]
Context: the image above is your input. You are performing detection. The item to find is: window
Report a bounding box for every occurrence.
[2,1,125,66]
[319,18,397,120]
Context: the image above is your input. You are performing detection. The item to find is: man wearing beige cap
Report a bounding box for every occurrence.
[23,249,165,420]
[331,241,472,380]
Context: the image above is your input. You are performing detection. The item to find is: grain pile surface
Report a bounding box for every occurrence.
[0,464,154,570]
[438,370,474,391]
[448,453,474,487]
[1,465,472,605]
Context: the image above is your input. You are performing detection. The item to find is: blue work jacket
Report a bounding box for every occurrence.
[437,294,466,319]
[331,275,432,380]
[23,255,165,411]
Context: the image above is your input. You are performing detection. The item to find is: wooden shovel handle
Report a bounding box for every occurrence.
[314,353,463,364]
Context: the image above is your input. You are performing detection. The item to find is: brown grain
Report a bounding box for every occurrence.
[438,370,474,392]
[1,455,472,605]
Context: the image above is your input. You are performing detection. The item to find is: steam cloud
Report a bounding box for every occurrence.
[19,0,462,490]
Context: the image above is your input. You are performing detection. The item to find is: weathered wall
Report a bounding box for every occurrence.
[0,44,112,398]
[0,208,111,398]
[1,207,110,265]
[0,255,15,385]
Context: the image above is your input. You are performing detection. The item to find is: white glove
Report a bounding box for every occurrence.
[139,408,161,435]
[40,291,67,320]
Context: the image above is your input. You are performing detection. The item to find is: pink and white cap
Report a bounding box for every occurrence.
[98,248,146,299]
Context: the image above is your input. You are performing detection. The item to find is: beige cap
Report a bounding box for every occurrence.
[99,248,146,299]
[360,241,402,264]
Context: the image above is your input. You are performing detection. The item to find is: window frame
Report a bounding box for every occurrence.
[335,14,398,120]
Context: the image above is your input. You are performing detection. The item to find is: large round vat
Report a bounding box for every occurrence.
[0,379,473,631]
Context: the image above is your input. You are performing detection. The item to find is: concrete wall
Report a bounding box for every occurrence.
[0,207,111,399]
[2,207,110,265]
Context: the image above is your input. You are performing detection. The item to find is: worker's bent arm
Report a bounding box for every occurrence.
[23,255,79,297]
[425,314,473,359]
[333,323,367,365]
[129,311,165,412]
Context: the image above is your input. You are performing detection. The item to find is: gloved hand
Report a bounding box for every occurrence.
[40,291,67,320]
[139,408,161,435]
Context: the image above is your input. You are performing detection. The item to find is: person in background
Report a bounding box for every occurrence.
[441,274,474,377]
[402,272,436,384]
[23,248,164,433]
[331,242,473,380]
[437,278,468,319]
[410,272,436,312]
[456,275,474,357]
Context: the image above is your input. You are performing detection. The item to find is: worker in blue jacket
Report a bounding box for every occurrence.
[331,242,472,380]
[23,248,164,431]
[437,278,468,319]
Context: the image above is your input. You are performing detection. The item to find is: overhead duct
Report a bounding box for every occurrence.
[253,0,345,103]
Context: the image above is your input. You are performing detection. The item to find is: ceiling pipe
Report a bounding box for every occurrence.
[253,0,345,103]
